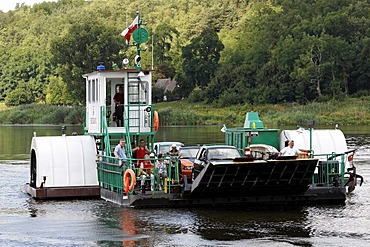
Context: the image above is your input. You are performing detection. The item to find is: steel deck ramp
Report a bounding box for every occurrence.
[190,158,319,198]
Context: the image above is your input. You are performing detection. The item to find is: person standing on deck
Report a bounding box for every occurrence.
[132,139,151,193]
[278,140,301,156]
[156,153,167,190]
[132,139,150,166]
[167,144,181,182]
[114,138,127,160]
[113,86,125,126]
[138,153,155,193]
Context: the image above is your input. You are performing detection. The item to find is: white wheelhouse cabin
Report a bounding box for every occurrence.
[83,68,154,135]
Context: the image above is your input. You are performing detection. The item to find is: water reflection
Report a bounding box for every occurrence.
[190,208,311,244]
[90,206,315,246]
[120,210,137,246]
[1,125,370,246]
[0,125,82,160]
[26,198,38,217]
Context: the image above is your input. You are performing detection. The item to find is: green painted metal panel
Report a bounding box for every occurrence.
[225,128,279,150]
[243,112,264,129]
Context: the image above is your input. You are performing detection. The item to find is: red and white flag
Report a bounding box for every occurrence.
[121,15,139,44]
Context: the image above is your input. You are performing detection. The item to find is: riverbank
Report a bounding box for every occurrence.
[156,96,370,126]
[1,96,370,126]
[0,103,84,125]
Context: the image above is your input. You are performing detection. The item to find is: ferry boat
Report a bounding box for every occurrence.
[25,12,362,207]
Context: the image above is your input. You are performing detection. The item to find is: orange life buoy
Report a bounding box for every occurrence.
[348,155,354,162]
[123,169,136,195]
[153,110,159,132]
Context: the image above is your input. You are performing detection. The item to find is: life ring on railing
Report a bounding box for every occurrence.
[348,155,354,162]
[123,169,136,195]
[153,110,159,132]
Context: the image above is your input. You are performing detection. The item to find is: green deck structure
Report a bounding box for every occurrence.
[225,112,279,150]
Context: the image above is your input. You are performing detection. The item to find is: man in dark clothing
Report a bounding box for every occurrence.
[113,86,124,126]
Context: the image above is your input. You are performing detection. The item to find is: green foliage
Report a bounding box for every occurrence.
[0,104,84,124]
[45,75,73,105]
[1,0,370,108]
[152,86,165,103]
[156,107,173,126]
[153,23,179,78]
[154,96,370,126]
[64,106,85,124]
[0,38,53,101]
[4,80,35,106]
[187,88,207,103]
[181,28,224,92]
[50,20,124,103]
[157,106,205,125]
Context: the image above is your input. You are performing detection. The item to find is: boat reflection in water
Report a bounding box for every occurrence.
[120,210,137,246]
[94,206,313,246]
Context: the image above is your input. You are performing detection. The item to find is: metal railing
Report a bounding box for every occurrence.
[96,154,181,195]
[311,152,346,188]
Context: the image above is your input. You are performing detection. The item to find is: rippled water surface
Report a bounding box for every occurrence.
[1,125,370,246]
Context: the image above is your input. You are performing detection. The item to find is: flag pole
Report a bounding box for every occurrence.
[152,35,154,70]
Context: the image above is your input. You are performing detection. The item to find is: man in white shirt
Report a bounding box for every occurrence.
[114,138,127,160]
[279,140,301,156]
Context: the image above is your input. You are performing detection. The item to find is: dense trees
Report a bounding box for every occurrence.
[207,0,370,105]
[181,28,224,91]
[153,23,179,79]
[0,0,369,106]
[50,21,124,103]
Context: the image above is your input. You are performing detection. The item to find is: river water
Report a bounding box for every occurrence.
[0,125,370,246]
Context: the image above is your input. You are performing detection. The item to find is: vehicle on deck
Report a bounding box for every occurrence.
[154,141,184,156]
[179,146,200,181]
[247,144,279,160]
[192,145,241,180]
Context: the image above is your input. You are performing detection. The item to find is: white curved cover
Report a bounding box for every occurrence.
[31,135,98,187]
[279,129,348,159]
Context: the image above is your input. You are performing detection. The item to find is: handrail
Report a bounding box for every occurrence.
[311,152,347,187]
[100,106,111,156]
[124,108,132,159]
[96,154,181,194]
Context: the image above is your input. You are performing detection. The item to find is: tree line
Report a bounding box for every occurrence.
[0,0,369,107]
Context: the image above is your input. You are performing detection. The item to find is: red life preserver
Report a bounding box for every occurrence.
[123,169,136,195]
[348,155,354,162]
[153,110,159,132]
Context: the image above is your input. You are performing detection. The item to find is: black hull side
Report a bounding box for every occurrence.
[100,186,346,208]
[190,159,319,198]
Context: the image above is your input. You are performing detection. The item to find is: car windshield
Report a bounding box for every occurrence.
[207,148,241,160]
[180,148,199,158]
[159,145,172,154]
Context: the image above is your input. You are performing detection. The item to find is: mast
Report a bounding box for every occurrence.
[130,11,149,71]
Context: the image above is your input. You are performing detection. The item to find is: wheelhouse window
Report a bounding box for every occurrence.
[88,78,99,103]
[92,79,96,102]
[88,79,91,103]
[128,80,148,104]
[95,79,99,102]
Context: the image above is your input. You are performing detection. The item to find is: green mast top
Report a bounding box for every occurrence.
[131,11,149,70]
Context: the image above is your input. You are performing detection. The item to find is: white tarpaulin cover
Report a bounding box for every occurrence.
[30,135,98,187]
[279,129,348,159]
